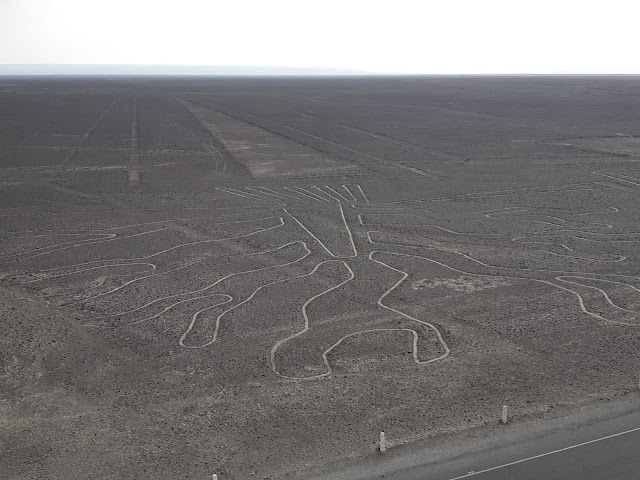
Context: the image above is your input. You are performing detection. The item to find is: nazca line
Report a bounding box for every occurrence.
[593,172,640,188]
[104,241,311,319]
[284,207,357,258]
[1,233,117,260]
[355,184,370,203]
[32,217,284,276]
[271,255,451,380]
[18,217,284,305]
[363,217,626,263]
[214,184,370,204]
[33,218,285,306]
[366,234,640,327]
[512,236,627,263]
[367,230,640,281]
[341,185,358,202]
[358,214,501,236]
[246,187,308,203]
[17,227,171,262]
[9,210,281,264]
[284,187,326,201]
[179,243,323,349]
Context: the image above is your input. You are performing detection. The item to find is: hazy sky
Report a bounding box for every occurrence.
[1,0,639,74]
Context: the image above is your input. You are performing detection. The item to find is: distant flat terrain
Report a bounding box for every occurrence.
[1,76,639,480]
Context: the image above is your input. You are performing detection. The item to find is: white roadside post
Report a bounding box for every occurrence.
[380,431,386,453]
[212,475,218,480]
[501,405,508,424]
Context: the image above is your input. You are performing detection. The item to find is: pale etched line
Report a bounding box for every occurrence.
[614,172,640,182]
[215,187,268,200]
[19,233,114,239]
[248,186,307,202]
[322,328,421,371]
[369,251,450,360]
[577,207,619,216]
[180,244,319,348]
[178,295,235,345]
[67,218,285,305]
[286,186,328,202]
[109,241,309,317]
[512,236,627,263]
[21,227,171,262]
[36,217,285,275]
[23,215,277,265]
[311,185,340,202]
[472,206,525,214]
[0,234,117,260]
[339,204,358,257]
[342,185,358,202]
[104,294,234,329]
[554,276,640,325]
[210,102,435,178]
[447,427,640,480]
[368,241,640,327]
[64,98,119,163]
[324,185,349,202]
[0,204,280,219]
[431,183,596,201]
[270,260,355,379]
[593,172,640,188]
[22,262,157,284]
[358,213,500,236]
[283,208,336,257]
[355,184,370,203]
[128,98,140,185]
[365,230,640,280]
[485,209,528,217]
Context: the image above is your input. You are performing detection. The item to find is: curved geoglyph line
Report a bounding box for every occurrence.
[270,260,355,379]
[366,235,640,328]
[271,254,451,380]
[34,217,284,275]
[18,217,287,307]
[180,249,338,349]
[107,241,311,318]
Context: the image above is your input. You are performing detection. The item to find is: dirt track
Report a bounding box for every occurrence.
[1,76,639,479]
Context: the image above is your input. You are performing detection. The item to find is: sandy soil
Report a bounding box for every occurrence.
[1,76,639,479]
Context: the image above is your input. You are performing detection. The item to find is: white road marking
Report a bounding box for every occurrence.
[446,426,640,479]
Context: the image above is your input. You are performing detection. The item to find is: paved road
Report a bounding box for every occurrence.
[303,398,640,480]
[387,405,640,480]
[426,428,640,480]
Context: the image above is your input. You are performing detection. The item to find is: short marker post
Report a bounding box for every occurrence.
[379,431,386,453]
[501,405,508,424]
[212,474,218,480]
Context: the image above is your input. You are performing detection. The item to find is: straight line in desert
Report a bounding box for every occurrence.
[192,99,441,179]
[301,112,459,165]
[64,97,120,164]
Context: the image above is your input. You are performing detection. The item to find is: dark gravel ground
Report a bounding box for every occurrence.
[1,76,639,479]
